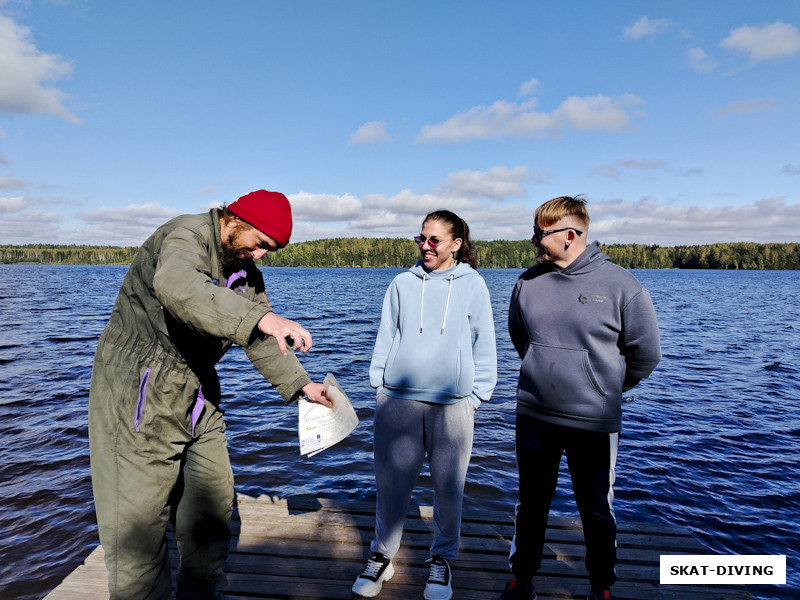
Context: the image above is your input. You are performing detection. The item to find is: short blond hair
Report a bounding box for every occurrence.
[535,195,589,228]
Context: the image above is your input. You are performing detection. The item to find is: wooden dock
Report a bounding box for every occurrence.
[45,494,751,600]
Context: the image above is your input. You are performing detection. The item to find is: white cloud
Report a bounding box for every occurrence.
[363,189,479,215]
[687,47,719,73]
[416,92,644,143]
[74,203,181,245]
[3,181,797,248]
[437,166,543,200]
[589,196,800,244]
[80,203,179,225]
[345,208,419,238]
[0,11,79,122]
[0,207,65,243]
[592,159,669,179]
[623,16,673,40]
[200,198,222,211]
[616,159,668,170]
[591,165,623,181]
[712,99,778,116]
[287,182,800,246]
[555,95,644,131]
[0,176,29,189]
[720,21,800,63]
[0,194,30,212]
[782,164,800,175]
[341,191,529,241]
[290,167,544,239]
[348,121,389,145]
[288,191,363,221]
[518,77,540,96]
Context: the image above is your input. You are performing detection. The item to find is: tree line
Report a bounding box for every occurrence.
[0,244,139,265]
[1,240,798,269]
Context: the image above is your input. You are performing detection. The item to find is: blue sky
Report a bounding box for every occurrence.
[1,0,799,246]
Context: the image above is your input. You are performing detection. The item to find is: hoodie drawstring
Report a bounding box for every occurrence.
[441,274,454,334]
[420,274,426,333]
[419,273,454,334]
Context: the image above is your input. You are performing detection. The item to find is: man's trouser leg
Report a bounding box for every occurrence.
[567,429,619,590]
[509,415,563,579]
[91,442,176,599]
[174,406,234,600]
[89,347,183,599]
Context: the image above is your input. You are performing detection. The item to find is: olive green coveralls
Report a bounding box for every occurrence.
[89,210,311,599]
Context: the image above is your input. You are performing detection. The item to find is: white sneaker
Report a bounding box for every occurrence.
[352,552,395,597]
[423,556,453,600]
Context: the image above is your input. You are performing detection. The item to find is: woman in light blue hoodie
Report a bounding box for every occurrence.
[352,210,497,600]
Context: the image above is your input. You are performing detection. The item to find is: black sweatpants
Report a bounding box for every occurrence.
[509,414,619,590]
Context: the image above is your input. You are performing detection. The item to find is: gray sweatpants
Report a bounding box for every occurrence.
[370,392,475,561]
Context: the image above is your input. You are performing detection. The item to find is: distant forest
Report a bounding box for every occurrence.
[1,240,799,270]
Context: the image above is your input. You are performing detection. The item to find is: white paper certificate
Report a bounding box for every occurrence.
[298,373,359,456]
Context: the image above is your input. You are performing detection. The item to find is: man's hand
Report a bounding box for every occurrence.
[257,312,313,355]
[302,382,332,408]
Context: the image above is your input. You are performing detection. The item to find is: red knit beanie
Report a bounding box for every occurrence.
[228,190,293,247]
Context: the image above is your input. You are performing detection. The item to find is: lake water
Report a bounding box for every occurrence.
[0,265,797,600]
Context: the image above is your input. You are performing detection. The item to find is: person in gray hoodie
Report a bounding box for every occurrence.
[352,210,497,600]
[498,196,661,600]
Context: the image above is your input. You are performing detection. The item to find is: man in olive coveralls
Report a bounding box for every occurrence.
[88,190,331,599]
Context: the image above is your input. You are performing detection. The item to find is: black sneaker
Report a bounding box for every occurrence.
[352,552,395,597]
[587,589,617,600]
[423,555,452,600]
[497,577,537,600]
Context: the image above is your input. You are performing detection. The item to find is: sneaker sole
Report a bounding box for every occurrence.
[352,562,395,598]
[423,585,453,600]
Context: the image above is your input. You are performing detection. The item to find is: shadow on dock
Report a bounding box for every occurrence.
[44,494,752,599]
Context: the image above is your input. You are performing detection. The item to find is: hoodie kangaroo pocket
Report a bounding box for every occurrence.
[519,342,606,418]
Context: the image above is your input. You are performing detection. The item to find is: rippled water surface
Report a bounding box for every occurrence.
[0,265,797,599]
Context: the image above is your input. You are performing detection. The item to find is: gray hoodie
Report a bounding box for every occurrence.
[509,242,661,432]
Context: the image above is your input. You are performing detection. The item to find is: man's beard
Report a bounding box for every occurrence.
[220,231,250,274]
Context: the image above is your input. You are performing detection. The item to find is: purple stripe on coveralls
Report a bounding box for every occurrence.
[135,368,151,433]
[191,387,205,438]
[226,270,248,289]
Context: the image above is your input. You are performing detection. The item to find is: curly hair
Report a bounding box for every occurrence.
[219,204,254,230]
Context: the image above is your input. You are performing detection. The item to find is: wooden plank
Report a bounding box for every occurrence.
[243,495,695,537]
[44,494,752,600]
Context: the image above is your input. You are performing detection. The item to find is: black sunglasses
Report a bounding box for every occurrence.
[532,226,583,242]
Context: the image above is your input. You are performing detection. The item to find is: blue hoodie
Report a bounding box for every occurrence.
[370,261,497,408]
